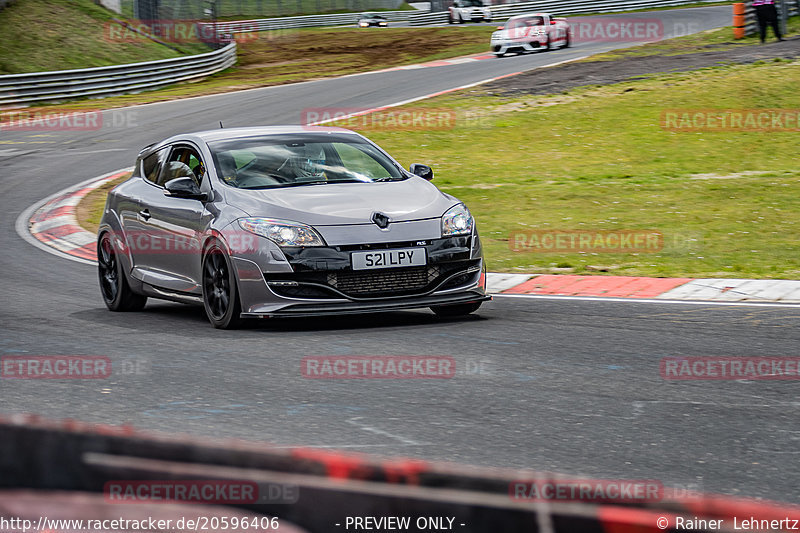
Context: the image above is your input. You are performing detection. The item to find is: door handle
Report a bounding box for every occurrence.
[138,209,151,221]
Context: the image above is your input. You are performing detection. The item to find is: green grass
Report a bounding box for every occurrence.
[342,60,800,279]
[0,0,209,74]
[9,26,493,111]
[583,16,800,63]
[77,174,132,235]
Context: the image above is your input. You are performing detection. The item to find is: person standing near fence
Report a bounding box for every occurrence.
[753,0,784,43]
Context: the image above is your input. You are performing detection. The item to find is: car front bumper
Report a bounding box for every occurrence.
[490,32,547,54]
[240,291,491,318]
[230,235,490,317]
[491,36,546,55]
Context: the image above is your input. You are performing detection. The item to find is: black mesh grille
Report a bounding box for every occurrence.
[330,267,431,296]
[270,285,338,299]
[266,259,480,300]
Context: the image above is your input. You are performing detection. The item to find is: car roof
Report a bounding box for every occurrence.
[189,125,357,142]
[141,125,359,155]
[508,13,548,20]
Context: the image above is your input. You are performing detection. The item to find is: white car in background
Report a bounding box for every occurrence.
[357,13,388,27]
[490,13,570,57]
[449,0,492,24]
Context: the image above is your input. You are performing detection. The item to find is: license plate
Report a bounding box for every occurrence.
[351,248,426,270]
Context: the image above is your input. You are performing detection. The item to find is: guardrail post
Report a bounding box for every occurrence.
[779,0,789,36]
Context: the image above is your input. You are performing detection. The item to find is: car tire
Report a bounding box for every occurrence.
[458,13,464,23]
[430,302,482,317]
[202,241,244,329]
[494,52,505,58]
[98,232,147,312]
[448,14,455,24]
[564,33,571,48]
[544,36,551,50]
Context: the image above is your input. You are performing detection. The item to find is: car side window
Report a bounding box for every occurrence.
[157,146,206,187]
[162,161,197,186]
[142,148,168,185]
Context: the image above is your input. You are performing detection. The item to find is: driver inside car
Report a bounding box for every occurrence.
[278,145,327,182]
[216,151,239,185]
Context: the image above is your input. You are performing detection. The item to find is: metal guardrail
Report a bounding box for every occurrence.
[206,9,412,32]
[409,0,725,26]
[0,41,236,106]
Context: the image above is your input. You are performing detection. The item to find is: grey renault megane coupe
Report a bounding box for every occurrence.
[98,126,490,328]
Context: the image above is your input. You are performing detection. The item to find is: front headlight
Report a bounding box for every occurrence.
[359,22,368,26]
[441,204,473,237]
[238,218,325,247]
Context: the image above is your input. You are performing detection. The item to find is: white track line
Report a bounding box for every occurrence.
[310,56,590,126]
[492,293,800,308]
[14,168,131,266]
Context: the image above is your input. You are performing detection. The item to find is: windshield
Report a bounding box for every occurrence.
[209,134,405,189]
[461,0,485,6]
[506,16,544,29]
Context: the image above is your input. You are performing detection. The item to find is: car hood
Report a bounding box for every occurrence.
[222,176,458,226]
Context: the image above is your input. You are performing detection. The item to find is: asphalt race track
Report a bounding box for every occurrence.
[3,6,800,506]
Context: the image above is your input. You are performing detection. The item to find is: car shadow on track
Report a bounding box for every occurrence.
[75,302,489,335]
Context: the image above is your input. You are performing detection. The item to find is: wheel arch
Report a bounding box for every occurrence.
[97,212,135,280]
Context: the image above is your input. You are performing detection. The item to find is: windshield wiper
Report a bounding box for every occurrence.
[243,179,365,190]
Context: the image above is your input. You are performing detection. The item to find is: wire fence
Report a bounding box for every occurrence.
[410,0,726,25]
[122,0,407,19]
[205,9,410,32]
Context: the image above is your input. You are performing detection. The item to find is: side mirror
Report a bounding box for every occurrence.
[496,25,504,30]
[165,177,207,200]
[409,163,433,181]
[550,20,556,25]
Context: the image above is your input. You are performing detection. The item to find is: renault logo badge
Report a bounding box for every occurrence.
[372,212,390,229]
